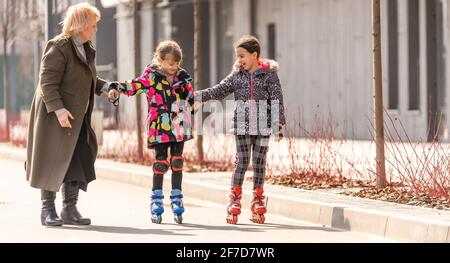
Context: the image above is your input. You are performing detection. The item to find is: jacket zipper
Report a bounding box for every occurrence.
[249,73,254,134]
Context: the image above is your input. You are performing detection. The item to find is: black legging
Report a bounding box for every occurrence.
[152,141,184,191]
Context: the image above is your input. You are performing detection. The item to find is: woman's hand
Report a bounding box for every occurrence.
[108,89,120,103]
[55,108,75,128]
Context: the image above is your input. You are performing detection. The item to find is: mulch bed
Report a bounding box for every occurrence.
[264,174,450,211]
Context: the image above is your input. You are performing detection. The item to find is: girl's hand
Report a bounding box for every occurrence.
[55,108,74,128]
[192,101,203,111]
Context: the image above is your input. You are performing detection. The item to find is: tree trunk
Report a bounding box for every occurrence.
[194,0,204,162]
[45,0,53,42]
[3,36,9,141]
[2,0,10,141]
[372,0,387,189]
[133,0,144,160]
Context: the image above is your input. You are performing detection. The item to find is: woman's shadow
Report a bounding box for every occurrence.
[59,224,194,236]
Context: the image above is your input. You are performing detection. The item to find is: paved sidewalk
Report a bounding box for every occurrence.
[1,143,449,242]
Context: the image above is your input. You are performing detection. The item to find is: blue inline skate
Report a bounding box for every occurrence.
[150,189,164,224]
[170,189,184,224]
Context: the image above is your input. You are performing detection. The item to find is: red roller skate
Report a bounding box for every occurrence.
[226,186,242,224]
[250,188,267,224]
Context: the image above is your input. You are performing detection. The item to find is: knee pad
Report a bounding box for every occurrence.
[170,156,184,172]
[153,160,169,175]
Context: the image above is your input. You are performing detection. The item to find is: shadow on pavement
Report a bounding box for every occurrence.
[176,222,342,233]
[59,224,194,236]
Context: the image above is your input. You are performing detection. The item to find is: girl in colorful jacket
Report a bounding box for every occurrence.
[196,35,286,224]
[108,40,194,224]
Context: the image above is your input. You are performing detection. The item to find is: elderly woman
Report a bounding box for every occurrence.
[26,3,108,226]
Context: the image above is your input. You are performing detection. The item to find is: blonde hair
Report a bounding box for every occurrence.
[62,2,101,37]
[152,40,183,65]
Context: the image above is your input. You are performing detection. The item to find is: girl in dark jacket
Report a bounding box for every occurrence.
[197,35,286,224]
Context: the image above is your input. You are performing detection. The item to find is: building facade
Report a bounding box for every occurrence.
[107,0,450,142]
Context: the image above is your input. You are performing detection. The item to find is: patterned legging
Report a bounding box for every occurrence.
[231,135,270,189]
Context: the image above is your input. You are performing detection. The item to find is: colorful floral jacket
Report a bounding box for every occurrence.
[112,64,194,148]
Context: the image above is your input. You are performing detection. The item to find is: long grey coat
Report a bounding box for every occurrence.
[26,34,106,192]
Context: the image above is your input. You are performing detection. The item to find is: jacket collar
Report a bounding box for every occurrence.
[72,35,86,46]
[233,59,279,76]
[148,64,191,82]
[69,37,96,65]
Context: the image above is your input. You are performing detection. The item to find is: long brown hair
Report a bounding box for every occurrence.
[234,35,261,59]
[152,40,183,65]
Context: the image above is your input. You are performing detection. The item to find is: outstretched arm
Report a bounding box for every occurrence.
[114,67,155,96]
[95,76,108,96]
[175,72,194,103]
[197,72,236,102]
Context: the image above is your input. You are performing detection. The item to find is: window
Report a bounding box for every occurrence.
[216,0,234,80]
[388,0,399,110]
[408,0,420,110]
[268,23,276,60]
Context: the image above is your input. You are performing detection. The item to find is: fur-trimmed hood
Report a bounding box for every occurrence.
[233,59,279,74]
[146,63,191,80]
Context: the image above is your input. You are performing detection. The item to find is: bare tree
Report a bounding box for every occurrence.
[0,0,18,141]
[1,1,45,141]
[372,0,387,188]
[194,0,204,162]
[133,0,144,160]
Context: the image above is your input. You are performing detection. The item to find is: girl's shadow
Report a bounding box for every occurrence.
[177,222,342,233]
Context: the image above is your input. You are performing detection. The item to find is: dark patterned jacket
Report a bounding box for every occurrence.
[198,59,286,136]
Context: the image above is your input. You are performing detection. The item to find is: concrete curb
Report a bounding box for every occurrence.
[2,144,449,242]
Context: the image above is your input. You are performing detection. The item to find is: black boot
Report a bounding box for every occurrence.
[41,190,63,226]
[60,182,91,225]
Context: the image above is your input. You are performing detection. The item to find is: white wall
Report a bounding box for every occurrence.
[115,2,159,130]
[253,0,448,141]
[444,0,450,142]
[116,3,137,129]
[232,0,251,42]
[112,0,450,142]
[255,0,374,139]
